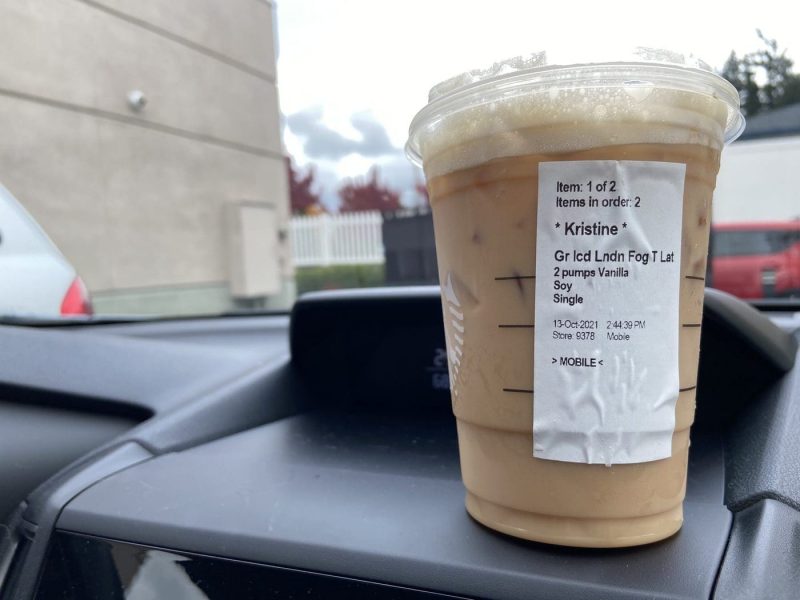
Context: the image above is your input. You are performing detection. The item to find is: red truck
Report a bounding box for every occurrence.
[711,221,800,299]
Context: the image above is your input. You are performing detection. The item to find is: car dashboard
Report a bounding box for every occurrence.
[0,287,798,600]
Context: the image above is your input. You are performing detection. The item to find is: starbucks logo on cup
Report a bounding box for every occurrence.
[442,272,464,396]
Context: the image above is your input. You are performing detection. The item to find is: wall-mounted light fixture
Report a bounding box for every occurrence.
[127,90,147,111]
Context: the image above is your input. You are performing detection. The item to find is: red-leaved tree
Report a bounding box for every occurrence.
[415,181,430,207]
[287,157,324,215]
[338,167,401,213]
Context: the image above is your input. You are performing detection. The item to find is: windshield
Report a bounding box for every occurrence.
[1,2,799,320]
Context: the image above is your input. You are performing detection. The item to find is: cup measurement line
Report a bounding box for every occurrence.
[504,386,697,394]
[496,275,704,283]
[500,323,701,329]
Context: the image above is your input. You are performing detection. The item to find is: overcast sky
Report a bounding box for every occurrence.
[276,0,800,209]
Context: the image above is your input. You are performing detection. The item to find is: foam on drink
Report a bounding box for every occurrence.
[410,54,739,178]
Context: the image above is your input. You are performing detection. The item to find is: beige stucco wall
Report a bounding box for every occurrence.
[0,0,292,314]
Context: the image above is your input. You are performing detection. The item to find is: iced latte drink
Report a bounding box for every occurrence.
[407,54,743,547]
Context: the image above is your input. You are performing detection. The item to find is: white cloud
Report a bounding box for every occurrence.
[287,108,397,160]
[277,0,800,183]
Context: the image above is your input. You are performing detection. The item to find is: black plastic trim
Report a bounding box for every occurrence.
[724,357,800,513]
[0,384,152,423]
[1,443,152,600]
[703,288,797,374]
[36,532,470,599]
[57,412,731,600]
[714,499,800,599]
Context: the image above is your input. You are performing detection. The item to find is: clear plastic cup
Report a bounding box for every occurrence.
[407,51,743,547]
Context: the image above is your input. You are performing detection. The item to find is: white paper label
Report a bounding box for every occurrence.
[533,161,686,465]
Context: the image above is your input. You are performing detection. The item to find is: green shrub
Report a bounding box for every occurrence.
[295,264,385,295]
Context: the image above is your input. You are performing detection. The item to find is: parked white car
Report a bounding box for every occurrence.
[0,183,92,317]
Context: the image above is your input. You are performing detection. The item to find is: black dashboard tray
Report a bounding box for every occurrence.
[59,410,729,600]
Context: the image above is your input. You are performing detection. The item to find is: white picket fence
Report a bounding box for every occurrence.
[290,211,384,267]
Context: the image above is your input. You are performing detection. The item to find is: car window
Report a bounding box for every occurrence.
[1,3,799,320]
[713,230,798,257]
